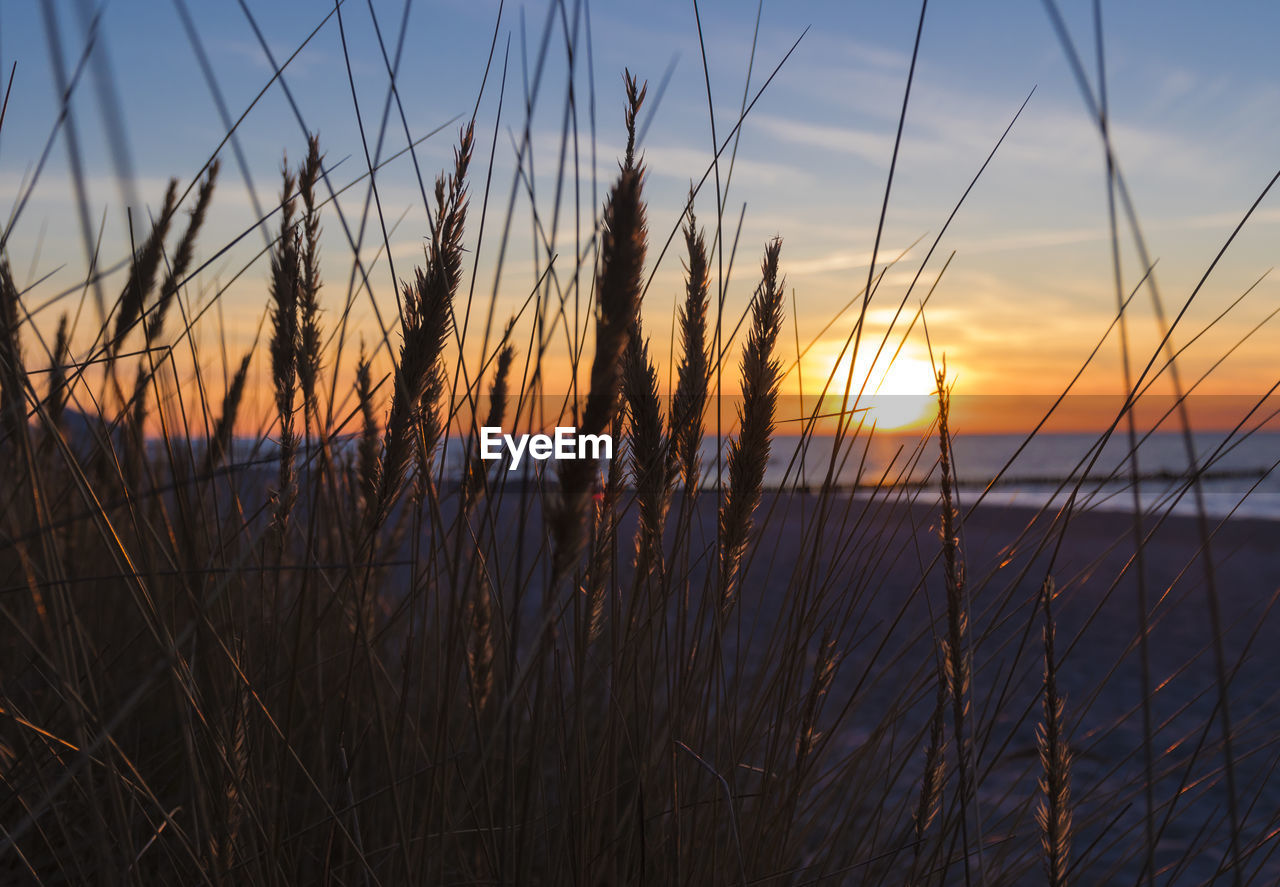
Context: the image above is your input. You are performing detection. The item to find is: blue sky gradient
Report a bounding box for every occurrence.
[2,1,1278,418]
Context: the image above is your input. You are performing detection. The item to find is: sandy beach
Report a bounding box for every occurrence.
[470,483,1280,882]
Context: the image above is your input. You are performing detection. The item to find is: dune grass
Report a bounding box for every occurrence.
[1,3,1278,884]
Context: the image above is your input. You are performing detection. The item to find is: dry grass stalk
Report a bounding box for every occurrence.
[354,344,380,515]
[795,628,838,769]
[467,574,496,716]
[297,136,324,421]
[461,338,514,715]
[111,179,179,359]
[585,410,625,647]
[0,261,28,445]
[47,312,70,433]
[215,668,250,873]
[147,161,219,344]
[375,124,473,523]
[619,316,670,790]
[914,656,948,854]
[205,350,252,474]
[125,362,152,462]
[670,202,710,494]
[936,359,975,884]
[462,334,514,510]
[718,237,784,608]
[623,317,670,581]
[572,71,650,654]
[1038,575,1073,887]
[551,163,646,580]
[268,163,301,546]
[129,164,219,451]
[623,69,647,172]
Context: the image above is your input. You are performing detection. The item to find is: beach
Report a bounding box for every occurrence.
[500,483,1280,882]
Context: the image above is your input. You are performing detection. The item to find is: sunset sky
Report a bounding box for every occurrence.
[2,1,1278,432]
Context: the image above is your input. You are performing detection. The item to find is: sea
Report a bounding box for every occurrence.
[757,429,1280,521]
[187,424,1280,522]
[419,427,1280,521]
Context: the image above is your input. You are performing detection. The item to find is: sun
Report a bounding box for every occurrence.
[802,342,941,432]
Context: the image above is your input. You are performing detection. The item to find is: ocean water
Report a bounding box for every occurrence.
[436,426,1280,519]
[754,430,1280,521]
[208,425,1280,521]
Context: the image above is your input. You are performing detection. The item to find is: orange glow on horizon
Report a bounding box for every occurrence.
[795,341,940,432]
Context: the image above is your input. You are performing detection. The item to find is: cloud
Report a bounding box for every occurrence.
[948,225,1105,254]
[750,114,892,166]
[217,38,331,79]
[784,247,921,277]
[749,76,1231,192]
[518,131,811,194]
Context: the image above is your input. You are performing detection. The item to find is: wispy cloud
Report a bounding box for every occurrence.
[784,247,922,277]
[217,38,331,78]
[750,114,892,166]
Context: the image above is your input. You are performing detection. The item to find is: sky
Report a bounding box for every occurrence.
[2,1,1279,432]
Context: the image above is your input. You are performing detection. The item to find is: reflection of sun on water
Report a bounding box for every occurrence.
[802,342,940,432]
